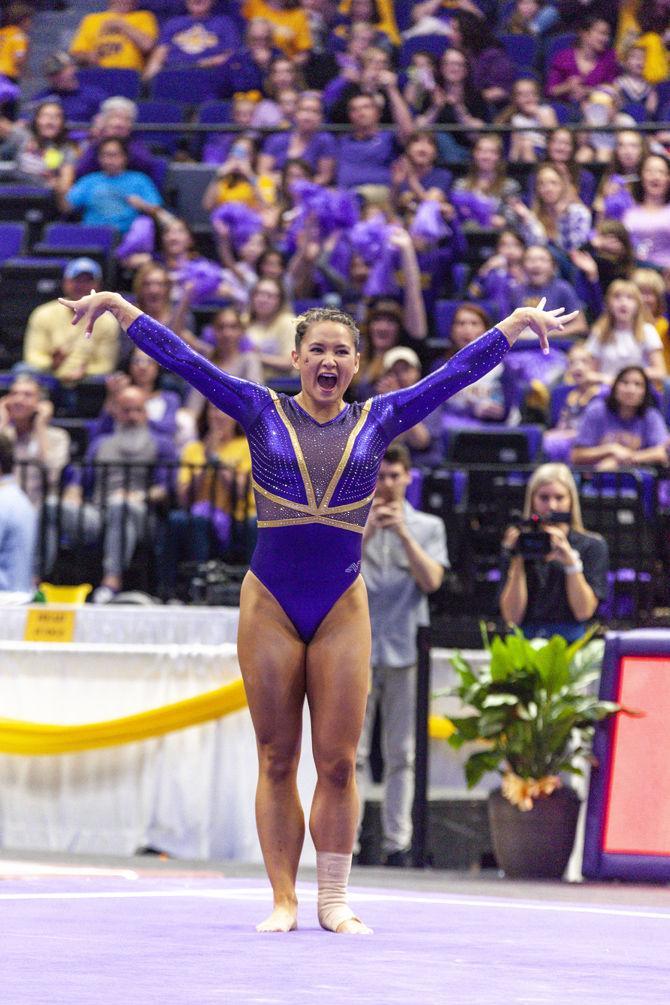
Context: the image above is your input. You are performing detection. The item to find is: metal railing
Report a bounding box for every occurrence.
[14,458,670,617]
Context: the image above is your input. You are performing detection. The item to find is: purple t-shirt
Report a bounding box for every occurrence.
[336,132,397,188]
[159,14,241,63]
[574,397,668,451]
[510,278,582,315]
[547,47,618,93]
[261,131,336,171]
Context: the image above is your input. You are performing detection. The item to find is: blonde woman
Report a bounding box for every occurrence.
[500,463,608,641]
[512,163,592,253]
[584,279,667,385]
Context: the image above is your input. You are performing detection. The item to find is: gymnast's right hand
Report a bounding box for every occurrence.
[59,290,141,337]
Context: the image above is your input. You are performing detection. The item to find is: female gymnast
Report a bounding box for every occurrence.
[60,289,576,935]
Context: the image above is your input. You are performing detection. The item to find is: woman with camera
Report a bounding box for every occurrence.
[499,463,609,641]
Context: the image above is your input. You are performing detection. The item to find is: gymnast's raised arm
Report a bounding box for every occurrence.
[58,291,268,430]
[374,302,579,440]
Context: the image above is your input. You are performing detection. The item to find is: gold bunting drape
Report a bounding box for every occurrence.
[0,679,249,756]
[0,678,454,756]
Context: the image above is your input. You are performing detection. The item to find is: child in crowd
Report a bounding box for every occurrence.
[585,279,667,385]
[615,43,660,118]
[509,244,586,336]
[543,341,605,461]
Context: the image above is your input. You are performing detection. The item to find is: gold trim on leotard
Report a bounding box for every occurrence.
[252,478,374,515]
[252,478,315,513]
[257,516,366,533]
[270,389,317,508]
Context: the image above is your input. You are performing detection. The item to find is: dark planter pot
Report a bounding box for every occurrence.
[488,785,581,879]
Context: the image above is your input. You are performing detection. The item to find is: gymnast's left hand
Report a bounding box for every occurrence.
[496,298,580,355]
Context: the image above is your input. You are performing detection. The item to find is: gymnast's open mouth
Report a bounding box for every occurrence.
[317,373,337,390]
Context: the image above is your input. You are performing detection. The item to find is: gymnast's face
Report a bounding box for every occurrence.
[292,321,360,403]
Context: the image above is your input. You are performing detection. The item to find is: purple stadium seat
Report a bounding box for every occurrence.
[151,68,219,105]
[135,100,188,155]
[399,34,450,69]
[499,33,538,71]
[0,222,26,263]
[76,68,140,100]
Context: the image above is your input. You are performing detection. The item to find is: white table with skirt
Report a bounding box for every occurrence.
[0,605,496,862]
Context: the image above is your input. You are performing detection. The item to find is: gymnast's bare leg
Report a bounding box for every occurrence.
[238,571,306,933]
[238,571,372,933]
[307,575,372,934]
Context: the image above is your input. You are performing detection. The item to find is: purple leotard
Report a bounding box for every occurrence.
[127,315,509,641]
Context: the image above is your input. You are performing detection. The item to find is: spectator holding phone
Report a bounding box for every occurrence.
[499,462,608,640]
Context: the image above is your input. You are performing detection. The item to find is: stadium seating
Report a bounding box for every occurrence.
[76,68,141,100]
[0,222,27,263]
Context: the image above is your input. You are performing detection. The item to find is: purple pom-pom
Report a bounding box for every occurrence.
[176,258,224,303]
[211,203,263,251]
[0,77,19,105]
[451,189,497,227]
[328,190,359,230]
[410,200,449,242]
[350,215,391,263]
[602,176,635,221]
[349,216,400,295]
[114,215,155,259]
[287,181,360,249]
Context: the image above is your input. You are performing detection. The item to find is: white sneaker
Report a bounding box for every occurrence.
[92,585,117,604]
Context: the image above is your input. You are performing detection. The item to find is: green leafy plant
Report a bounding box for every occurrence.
[445,627,625,795]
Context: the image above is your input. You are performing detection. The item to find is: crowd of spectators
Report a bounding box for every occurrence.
[1,0,670,604]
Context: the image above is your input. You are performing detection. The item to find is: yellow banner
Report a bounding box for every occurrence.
[0,678,248,756]
[24,609,76,643]
[0,676,454,757]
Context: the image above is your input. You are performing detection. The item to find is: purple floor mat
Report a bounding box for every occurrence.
[2,874,670,1004]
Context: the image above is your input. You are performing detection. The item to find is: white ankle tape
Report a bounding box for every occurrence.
[316,852,357,932]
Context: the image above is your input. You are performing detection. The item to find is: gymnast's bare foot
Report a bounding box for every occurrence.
[336,916,373,935]
[256,901,298,933]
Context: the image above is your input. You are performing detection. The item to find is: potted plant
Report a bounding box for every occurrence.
[444,628,625,879]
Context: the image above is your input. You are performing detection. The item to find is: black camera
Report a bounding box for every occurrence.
[515,512,570,560]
